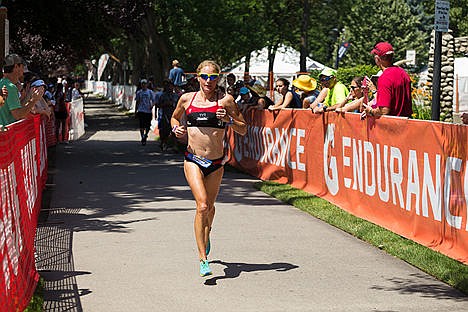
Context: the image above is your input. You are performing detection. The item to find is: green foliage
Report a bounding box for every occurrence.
[336,65,380,86]
[8,0,456,83]
[24,278,44,312]
[342,0,428,68]
[412,102,432,120]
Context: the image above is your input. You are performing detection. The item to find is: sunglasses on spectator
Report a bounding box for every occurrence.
[320,76,333,82]
[198,73,220,81]
[349,85,359,90]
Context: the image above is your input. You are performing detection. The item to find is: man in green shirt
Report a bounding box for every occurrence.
[309,68,349,113]
[0,54,43,127]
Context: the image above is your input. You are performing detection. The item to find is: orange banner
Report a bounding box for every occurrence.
[226,109,468,264]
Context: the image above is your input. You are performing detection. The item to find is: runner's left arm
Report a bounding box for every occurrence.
[219,95,247,136]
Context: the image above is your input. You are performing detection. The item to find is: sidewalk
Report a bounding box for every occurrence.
[38,96,468,311]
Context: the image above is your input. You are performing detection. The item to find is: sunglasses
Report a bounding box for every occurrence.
[349,85,359,90]
[320,76,333,82]
[198,73,220,81]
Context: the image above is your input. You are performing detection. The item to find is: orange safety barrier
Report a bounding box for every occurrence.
[226,109,468,264]
[0,115,48,311]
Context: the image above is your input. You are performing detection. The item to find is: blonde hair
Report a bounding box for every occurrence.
[196,60,220,74]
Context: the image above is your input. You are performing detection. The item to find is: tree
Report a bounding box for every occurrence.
[341,0,427,68]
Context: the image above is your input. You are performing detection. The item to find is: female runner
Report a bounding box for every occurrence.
[171,60,247,276]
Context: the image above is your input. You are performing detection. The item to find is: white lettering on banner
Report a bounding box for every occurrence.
[390,147,405,209]
[325,124,468,231]
[352,139,364,192]
[342,136,351,188]
[296,129,306,171]
[376,144,390,202]
[21,139,38,217]
[444,157,462,229]
[287,129,297,170]
[0,163,22,293]
[324,124,339,195]
[40,122,47,175]
[233,126,306,171]
[364,141,376,196]
[407,150,420,212]
[421,154,442,220]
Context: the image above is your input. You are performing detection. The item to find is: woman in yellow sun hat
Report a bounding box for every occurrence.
[292,75,319,108]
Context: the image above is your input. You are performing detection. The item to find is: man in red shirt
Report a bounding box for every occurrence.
[363,42,412,118]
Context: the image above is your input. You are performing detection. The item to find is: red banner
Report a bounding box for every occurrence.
[0,115,48,311]
[227,109,468,264]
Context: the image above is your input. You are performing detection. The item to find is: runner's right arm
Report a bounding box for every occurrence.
[171,92,190,138]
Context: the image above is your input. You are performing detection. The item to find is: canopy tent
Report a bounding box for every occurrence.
[225,44,326,79]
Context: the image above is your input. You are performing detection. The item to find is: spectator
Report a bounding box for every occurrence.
[54,82,69,142]
[29,79,52,119]
[147,76,155,91]
[155,79,179,151]
[181,74,199,93]
[462,112,468,125]
[227,79,243,100]
[268,78,302,111]
[0,54,43,127]
[362,42,412,118]
[71,81,83,100]
[237,87,255,114]
[335,76,366,113]
[291,75,319,108]
[308,68,349,113]
[62,78,72,102]
[135,79,155,145]
[226,73,236,89]
[169,59,185,87]
[246,82,275,110]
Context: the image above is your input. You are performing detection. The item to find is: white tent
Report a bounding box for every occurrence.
[225,44,325,77]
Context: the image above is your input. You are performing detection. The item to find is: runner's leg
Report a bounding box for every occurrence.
[184,161,210,260]
[203,167,224,251]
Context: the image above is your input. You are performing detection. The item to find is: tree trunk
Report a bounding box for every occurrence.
[267,43,279,91]
[300,0,310,73]
[244,52,251,83]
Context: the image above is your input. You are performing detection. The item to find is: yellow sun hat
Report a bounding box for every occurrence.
[292,75,317,92]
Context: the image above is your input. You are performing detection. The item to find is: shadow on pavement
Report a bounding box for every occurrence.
[370,273,468,301]
[204,260,299,286]
[36,211,91,312]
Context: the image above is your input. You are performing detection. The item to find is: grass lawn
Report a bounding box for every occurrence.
[255,180,468,295]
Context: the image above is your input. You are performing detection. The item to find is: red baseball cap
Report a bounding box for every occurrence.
[371,42,394,57]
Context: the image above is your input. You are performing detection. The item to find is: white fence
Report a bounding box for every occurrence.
[85,81,137,110]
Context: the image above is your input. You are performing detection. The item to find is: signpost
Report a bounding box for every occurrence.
[432,0,450,121]
[406,50,416,66]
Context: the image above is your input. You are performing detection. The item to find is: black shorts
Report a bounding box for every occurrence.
[184,152,224,176]
[137,112,152,129]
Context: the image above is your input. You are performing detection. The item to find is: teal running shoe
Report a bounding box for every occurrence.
[199,260,212,277]
[206,238,211,256]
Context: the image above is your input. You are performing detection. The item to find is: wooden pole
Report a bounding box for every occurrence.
[0,6,7,67]
[455,74,459,113]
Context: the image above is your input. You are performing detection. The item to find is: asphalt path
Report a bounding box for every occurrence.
[38,96,468,311]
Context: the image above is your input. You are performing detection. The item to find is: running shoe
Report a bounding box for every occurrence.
[206,237,211,256]
[199,260,212,277]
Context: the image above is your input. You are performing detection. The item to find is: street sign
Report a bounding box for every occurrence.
[406,50,416,66]
[434,0,450,32]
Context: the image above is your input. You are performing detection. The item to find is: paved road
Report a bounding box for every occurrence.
[38,96,468,311]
